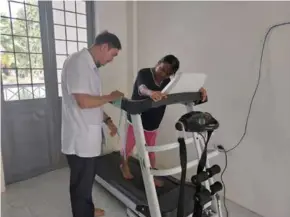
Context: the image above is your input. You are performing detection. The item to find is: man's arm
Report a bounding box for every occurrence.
[103,111,118,136]
[65,60,123,109]
[103,112,112,124]
[65,60,113,109]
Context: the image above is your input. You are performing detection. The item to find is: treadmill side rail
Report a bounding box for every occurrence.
[150,150,219,177]
[131,114,163,217]
[145,137,194,152]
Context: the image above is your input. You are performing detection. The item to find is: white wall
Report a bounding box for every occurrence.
[94,1,290,216]
[94,1,136,152]
[136,2,290,217]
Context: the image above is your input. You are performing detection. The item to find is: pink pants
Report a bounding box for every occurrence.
[122,123,158,168]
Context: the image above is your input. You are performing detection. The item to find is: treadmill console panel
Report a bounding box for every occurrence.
[175,111,219,132]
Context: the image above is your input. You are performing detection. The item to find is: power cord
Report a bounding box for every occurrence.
[217,145,229,217]
[218,21,290,217]
[226,21,290,153]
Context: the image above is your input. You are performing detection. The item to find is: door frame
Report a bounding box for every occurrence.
[1,0,96,185]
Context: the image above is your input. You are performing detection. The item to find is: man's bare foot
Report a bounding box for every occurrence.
[120,164,134,179]
[94,208,105,217]
[154,178,164,187]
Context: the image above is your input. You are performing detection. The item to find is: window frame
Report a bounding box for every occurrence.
[1,0,95,101]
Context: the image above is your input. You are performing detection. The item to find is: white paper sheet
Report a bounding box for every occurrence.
[162,72,207,94]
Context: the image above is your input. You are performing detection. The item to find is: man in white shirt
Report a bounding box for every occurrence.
[61,31,124,217]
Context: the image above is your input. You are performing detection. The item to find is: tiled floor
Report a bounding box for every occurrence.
[1,168,262,217]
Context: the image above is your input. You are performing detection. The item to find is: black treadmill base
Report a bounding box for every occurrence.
[95,151,206,217]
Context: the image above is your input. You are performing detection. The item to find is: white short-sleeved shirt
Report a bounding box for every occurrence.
[61,48,104,157]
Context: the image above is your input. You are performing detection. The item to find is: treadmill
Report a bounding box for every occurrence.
[94,92,223,217]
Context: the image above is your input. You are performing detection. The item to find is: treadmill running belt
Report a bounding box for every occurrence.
[95,152,199,217]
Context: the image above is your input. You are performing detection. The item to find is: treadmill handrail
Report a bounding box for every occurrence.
[118,92,203,114]
[146,137,194,153]
[150,150,220,177]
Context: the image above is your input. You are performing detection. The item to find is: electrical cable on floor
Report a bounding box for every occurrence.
[221,21,290,217]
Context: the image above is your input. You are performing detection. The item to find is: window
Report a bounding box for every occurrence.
[52,0,88,97]
[1,0,93,101]
[1,0,45,100]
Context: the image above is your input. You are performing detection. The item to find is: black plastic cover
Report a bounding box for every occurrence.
[118,92,203,114]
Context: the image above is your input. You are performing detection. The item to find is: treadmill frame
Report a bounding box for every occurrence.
[94,102,222,217]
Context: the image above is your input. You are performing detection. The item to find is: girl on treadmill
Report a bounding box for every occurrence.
[120,54,207,187]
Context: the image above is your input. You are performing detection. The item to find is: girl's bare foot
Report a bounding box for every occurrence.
[154,178,164,187]
[120,162,134,179]
[94,208,105,217]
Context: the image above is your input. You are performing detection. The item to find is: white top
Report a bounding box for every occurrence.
[61,48,104,157]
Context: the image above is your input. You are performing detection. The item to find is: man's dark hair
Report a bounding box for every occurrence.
[158,54,180,74]
[94,30,122,50]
